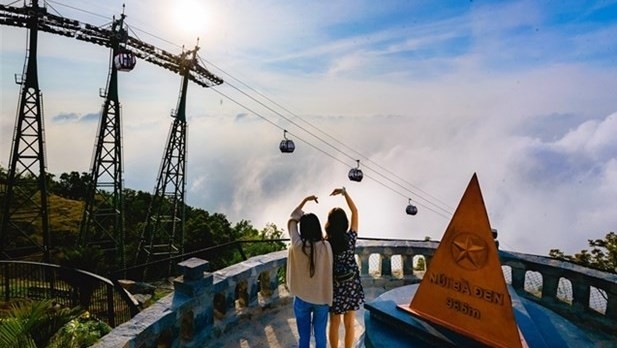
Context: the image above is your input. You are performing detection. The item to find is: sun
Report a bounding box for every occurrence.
[171,0,209,37]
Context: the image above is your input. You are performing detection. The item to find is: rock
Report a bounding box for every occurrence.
[132,293,152,305]
[117,279,157,295]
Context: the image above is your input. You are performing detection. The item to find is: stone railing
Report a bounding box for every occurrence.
[94,250,289,348]
[500,250,617,333]
[356,240,616,334]
[94,240,617,347]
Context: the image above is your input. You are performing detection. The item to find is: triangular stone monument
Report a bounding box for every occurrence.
[399,173,522,347]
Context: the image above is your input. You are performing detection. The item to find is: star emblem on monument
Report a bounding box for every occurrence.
[450,233,488,270]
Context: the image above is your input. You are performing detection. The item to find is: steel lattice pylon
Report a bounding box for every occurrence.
[1,1,222,266]
[1,0,51,262]
[135,48,197,276]
[78,15,128,268]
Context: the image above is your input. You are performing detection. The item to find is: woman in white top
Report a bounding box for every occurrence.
[287,195,334,348]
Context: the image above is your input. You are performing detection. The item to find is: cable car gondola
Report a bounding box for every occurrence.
[406,199,418,215]
[114,49,136,72]
[279,130,295,153]
[348,160,363,182]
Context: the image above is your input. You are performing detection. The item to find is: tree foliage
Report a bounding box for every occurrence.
[0,300,82,347]
[549,232,617,274]
[49,172,92,201]
[0,300,109,348]
[1,170,286,271]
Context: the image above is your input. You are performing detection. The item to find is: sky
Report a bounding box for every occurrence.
[1,0,616,256]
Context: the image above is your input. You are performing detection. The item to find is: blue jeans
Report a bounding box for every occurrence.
[293,296,329,348]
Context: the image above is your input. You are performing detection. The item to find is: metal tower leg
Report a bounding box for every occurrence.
[135,118,187,276]
[1,0,51,262]
[136,49,195,277]
[79,55,125,269]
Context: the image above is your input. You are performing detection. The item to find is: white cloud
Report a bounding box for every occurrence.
[554,113,617,159]
[2,0,617,259]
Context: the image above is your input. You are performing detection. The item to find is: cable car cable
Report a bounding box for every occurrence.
[127,24,183,50]
[363,173,450,220]
[209,87,351,166]
[47,0,183,52]
[204,67,453,216]
[195,57,449,212]
[199,55,454,216]
[30,1,454,219]
[47,0,110,20]
[209,86,452,220]
[198,55,455,212]
[44,1,63,17]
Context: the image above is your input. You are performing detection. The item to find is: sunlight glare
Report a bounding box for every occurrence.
[171,0,209,36]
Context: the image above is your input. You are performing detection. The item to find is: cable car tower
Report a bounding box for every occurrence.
[0,0,51,262]
[78,10,133,268]
[1,1,223,264]
[135,46,198,275]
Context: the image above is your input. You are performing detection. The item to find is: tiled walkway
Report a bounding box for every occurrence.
[203,286,381,348]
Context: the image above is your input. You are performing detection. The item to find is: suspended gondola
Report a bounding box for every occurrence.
[114,48,137,71]
[348,160,363,182]
[279,130,295,153]
[406,199,418,215]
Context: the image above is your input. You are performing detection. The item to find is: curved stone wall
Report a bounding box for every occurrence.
[94,240,616,347]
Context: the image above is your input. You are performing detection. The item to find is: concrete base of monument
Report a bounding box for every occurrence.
[364,284,593,348]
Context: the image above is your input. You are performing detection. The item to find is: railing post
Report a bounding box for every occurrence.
[402,254,414,277]
[510,264,526,291]
[381,254,391,277]
[173,258,213,344]
[424,255,433,269]
[268,267,280,299]
[359,254,369,276]
[572,280,590,313]
[541,271,559,302]
[3,262,9,302]
[225,285,236,313]
[248,276,259,306]
[107,284,115,327]
[607,290,617,320]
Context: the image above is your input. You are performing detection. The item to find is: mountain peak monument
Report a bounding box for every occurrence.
[399,173,522,347]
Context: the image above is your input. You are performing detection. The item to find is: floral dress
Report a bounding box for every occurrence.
[330,230,365,314]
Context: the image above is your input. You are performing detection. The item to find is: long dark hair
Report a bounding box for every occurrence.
[299,213,323,277]
[325,207,349,254]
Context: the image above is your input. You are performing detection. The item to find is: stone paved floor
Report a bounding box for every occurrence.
[202,285,386,348]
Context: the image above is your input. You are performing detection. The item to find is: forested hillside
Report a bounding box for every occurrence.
[0,168,286,272]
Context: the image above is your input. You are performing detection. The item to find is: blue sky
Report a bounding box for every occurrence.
[1,0,616,255]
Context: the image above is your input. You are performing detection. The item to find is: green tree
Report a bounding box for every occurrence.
[414,257,426,271]
[2,165,287,275]
[50,172,91,200]
[0,300,83,348]
[549,232,617,274]
[52,311,111,347]
[236,222,286,259]
[185,208,214,250]
[122,189,152,228]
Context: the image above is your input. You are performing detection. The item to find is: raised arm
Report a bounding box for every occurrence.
[292,195,319,217]
[330,187,358,232]
[288,195,319,244]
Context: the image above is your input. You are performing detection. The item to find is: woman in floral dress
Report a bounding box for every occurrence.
[326,187,364,348]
